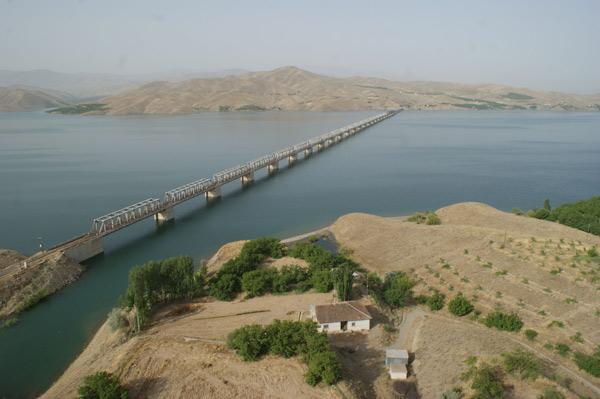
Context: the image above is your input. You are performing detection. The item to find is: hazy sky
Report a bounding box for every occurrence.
[1,0,599,93]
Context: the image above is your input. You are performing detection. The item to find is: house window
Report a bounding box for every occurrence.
[351,322,356,327]
[322,324,328,329]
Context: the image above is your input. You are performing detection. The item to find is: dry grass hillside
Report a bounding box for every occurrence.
[98,66,600,115]
[43,202,600,399]
[0,87,71,112]
[331,202,600,398]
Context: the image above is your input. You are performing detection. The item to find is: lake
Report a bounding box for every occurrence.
[1,110,599,398]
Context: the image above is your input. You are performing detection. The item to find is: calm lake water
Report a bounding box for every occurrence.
[1,110,599,398]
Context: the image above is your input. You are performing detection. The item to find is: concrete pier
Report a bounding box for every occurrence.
[206,187,222,199]
[241,172,254,184]
[304,148,312,157]
[268,162,279,173]
[288,154,297,165]
[154,207,174,223]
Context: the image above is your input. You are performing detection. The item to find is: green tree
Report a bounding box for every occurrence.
[538,387,565,399]
[381,272,415,308]
[311,270,333,292]
[524,329,538,341]
[573,348,600,377]
[501,349,541,380]
[241,268,276,298]
[332,264,354,301]
[77,371,129,399]
[471,364,505,399]
[272,265,309,293]
[543,199,551,211]
[209,273,241,301]
[305,351,341,386]
[227,324,268,361]
[448,293,474,316]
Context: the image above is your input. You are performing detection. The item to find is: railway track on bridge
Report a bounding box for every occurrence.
[0,110,400,283]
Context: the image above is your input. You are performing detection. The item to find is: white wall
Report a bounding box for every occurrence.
[347,319,370,331]
[318,322,341,332]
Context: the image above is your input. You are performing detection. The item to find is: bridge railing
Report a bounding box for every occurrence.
[91,198,162,235]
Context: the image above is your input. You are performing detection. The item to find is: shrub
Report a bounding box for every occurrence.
[440,388,463,399]
[588,247,599,258]
[381,272,415,308]
[546,196,600,236]
[272,265,309,293]
[209,273,240,301]
[470,363,505,399]
[77,371,129,399]
[501,349,541,380]
[227,324,268,361]
[228,320,341,386]
[511,208,524,216]
[538,387,565,399]
[483,311,524,332]
[311,270,333,292]
[554,343,571,357]
[408,211,441,225]
[107,308,129,332]
[288,242,336,270]
[448,293,474,317]
[241,268,276,298]
[528,208,551,220]
[426,290,446,311]
[525,329,538,341]
[306,351,341,386]
[241,237,286,259]
[573,349,600,377]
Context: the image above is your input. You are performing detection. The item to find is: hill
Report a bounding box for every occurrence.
[0,86,72,112]
[96,66,600,115]
[42,203,600,399]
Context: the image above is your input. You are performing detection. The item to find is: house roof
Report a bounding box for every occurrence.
[386,349,409,360]
[314,301,372,323]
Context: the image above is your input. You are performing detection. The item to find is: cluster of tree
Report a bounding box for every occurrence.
[227,320,341,386]
[407,211,442,225]
[573,347,600,378]
[78,371,128,399]
[483,311,524,332]
[526,196,600,236]
[124,256,203,331]
[208,237,286,300]
[210,239,360,302]
[415,290,446,311]
[241,265,309,298]
[501,349,542,380]
[367,271,415,308]
[287,242,361,301]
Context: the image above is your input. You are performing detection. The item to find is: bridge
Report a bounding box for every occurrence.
[0,110,399,281]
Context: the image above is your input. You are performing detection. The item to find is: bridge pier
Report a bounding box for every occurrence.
[241,172,254,184]
[206,187,222,199]
[316,143,324,151]
[304,148,312,157]
[268,162,279,173]
[155,207,174,223]
[288,154,297,165]
[65,236,103,263]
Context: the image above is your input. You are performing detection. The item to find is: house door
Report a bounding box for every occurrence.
[341,321,347,331]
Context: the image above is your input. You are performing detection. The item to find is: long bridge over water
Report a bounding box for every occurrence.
[0,110,399,280]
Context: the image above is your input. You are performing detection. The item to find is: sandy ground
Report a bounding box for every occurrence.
[43,293,342,399]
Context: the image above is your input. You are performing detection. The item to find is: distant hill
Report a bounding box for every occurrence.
[97,66,600,115]
[0,86,72,112]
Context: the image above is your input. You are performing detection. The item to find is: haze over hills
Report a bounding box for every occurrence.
[0,86,72,112]
[97,66,600,115]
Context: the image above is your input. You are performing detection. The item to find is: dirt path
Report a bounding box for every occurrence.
[394,308,426,350]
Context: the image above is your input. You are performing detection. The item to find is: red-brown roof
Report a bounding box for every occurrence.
[314,301,372,323]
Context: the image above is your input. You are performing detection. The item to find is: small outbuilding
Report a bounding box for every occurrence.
[386,348,409,380]
[310,301,372,332]
[389,364,408,380]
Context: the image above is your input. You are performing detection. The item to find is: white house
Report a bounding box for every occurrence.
[389,364,408,380]
[310,301,372,332]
